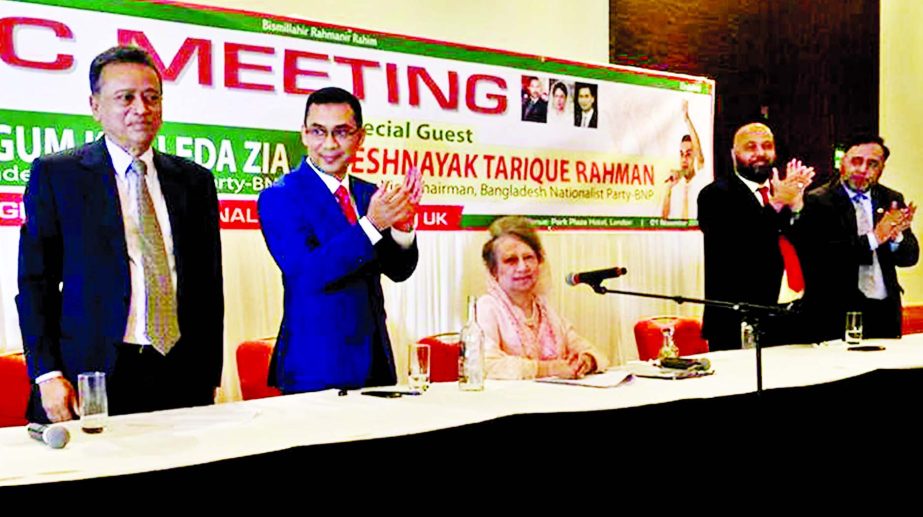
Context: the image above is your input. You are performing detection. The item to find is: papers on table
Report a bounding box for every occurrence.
[537,369,634,388]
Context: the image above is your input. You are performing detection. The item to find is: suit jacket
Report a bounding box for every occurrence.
[16,138,224,394]
[793,182,919,340]
[257,159,418,393]
[574,109,598,128]
[698,174,791,350]
[521,97,548,123]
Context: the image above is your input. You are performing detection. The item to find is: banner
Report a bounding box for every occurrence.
[0,0,715,229]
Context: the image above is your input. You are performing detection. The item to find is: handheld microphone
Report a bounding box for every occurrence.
[565,267,628,286]
[27,422,71,449]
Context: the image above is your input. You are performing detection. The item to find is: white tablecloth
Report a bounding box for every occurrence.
[3,337,922,486]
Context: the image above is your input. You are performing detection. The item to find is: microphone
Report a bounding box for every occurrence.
[27,422,71,449]
[565,267,627,286]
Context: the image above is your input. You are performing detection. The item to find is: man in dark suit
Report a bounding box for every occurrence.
[258,87,421,393]
[574,83,598,128]
[17,46,224,423]
[794,135,918,341]
[521,76,548,123]
[698,122,814,350]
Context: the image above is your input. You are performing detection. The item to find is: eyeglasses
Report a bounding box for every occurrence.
[305,125,360,142]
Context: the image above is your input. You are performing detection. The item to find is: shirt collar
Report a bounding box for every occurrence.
[842,182,870,202]
[305,157,349,196]
[106,137,154,178]
[735,172,767,193]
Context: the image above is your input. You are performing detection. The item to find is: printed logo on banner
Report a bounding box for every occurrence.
[0,193,25,226]
[415,205,463,230]
[218,200,260,229]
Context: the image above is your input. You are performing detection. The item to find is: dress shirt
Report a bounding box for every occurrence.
[579,109,595,128]
[106,138,177,345]
[841,184,904,251]
[36,138,177,383]
[665,171,706,219]
[307,158,414,249]
[735,173,769,206]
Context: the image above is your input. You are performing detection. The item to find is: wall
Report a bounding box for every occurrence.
[185,0,610,63]
[880,0,923,303]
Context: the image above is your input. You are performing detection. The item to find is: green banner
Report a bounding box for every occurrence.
[0,108,302,194]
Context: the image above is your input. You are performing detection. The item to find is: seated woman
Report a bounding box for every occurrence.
[477,216,609,379]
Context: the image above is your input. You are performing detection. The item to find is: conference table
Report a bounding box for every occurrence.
[3,337,923,493]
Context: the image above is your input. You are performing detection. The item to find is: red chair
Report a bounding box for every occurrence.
[0,352,30,427]
[634,316,709,361]
[902,305,923,335]
[416,332,461,382]
[236,340,283,400]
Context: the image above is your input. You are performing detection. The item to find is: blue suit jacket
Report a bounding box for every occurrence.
[258,159,418,393]
[16,139,224,392]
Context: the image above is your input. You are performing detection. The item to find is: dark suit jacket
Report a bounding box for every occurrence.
[574,109,597,128]
[793,182,919,340]
[698,174,791,350]
[257,159,418,393]
[17,139,224,402]
[521,97,548,123]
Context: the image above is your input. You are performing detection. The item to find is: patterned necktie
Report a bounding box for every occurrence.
[853,193,872,234]
[129,158,180,355]
[334,185,358,225]
[853,193,885,298]
[757,186,805,298]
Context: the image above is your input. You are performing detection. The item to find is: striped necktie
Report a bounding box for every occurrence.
[853,193,886,299]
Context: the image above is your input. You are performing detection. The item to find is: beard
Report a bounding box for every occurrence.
[736,162,773,184]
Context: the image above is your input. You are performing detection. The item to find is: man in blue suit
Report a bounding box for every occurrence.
[258,87,421,393]
[17,46,224,423]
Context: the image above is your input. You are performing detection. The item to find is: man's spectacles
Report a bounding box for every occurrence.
[306,126,360,142]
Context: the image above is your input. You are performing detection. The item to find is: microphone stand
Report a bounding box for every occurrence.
[583,282,791,395]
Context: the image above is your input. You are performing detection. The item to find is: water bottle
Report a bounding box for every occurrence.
[741,320,756,350]
[459,296,485,391]
[657,325,679,360]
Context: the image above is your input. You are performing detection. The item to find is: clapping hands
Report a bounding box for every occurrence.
[770,159,815,212]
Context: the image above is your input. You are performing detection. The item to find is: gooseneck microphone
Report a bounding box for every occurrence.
[565,267,628,286]
[27,422,71,449]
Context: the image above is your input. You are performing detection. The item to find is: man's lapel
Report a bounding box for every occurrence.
[349,175,374,217]
[728,174,763,215]
[832,183,859,235]
[871,185,888,226]
[79,139,128,255]
[153,152,187,264]
[297,159,355,230]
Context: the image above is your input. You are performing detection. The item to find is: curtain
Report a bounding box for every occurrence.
[0,227,705,401]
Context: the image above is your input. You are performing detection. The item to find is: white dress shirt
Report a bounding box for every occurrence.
[106,137,177,345]
[307,158,414,249]
[36,138,178,383]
